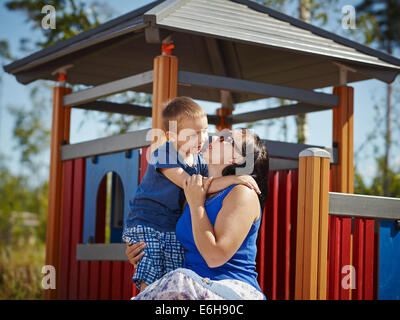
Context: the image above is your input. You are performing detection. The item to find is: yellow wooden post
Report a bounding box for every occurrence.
[295,148,330,300]
[45,81,72,300]
[151,53,178,153]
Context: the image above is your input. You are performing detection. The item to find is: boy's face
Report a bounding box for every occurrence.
[171,116,209,155]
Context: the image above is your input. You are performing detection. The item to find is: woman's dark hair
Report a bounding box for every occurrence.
[221,129,269,212]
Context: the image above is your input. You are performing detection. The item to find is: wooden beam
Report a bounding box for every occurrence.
[62,70,153,107]
[178,71,339,107]
[228,103,333,124]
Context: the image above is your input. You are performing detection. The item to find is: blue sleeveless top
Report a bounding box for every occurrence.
[175,184,263,294]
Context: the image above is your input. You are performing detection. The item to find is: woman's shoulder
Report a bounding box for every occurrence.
[223,184,260,220]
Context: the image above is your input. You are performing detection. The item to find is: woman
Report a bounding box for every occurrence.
[127,129,269,300]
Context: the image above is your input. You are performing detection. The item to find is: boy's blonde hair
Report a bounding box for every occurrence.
[162,97,206,132]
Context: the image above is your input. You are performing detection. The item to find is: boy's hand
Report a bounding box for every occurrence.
[125,242,146,268]
[233,175,261,194]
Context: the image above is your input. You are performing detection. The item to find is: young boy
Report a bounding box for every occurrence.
[122,96,260,292]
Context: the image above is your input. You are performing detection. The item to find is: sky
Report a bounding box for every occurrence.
[0,0,399,185]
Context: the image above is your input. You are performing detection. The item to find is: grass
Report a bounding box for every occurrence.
[0,240,45,300]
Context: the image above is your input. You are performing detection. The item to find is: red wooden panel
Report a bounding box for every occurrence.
[289,169,298,300]
[122,262,134,300]
[140,146,150,181]
[340,217,352,300]
[88,261,100,300]
[111,262,124,300]
[256,197,267,294]
[68,158,86,299]
[100,261,112,300]
[59,160,74,299]
[352,218,365,300]
[328,216,341,299]
[364,219,375,300]
[277,170,291,300]
[265,172,278,300]
[78,261,89,299]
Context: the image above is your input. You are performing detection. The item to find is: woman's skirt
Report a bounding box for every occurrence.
[132,268,265,300]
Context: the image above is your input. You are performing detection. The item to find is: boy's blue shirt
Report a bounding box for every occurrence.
[125,141,209,232]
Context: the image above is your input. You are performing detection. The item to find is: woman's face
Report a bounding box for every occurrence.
[201,129,245,166]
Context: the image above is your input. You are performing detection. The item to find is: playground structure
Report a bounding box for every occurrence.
[4,0,400,300]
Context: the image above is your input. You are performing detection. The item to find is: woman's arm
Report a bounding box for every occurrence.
[186,182,260,268]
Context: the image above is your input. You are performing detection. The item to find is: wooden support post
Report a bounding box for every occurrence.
[332,86,354,193]
[216,90,233,131]
[295,148,330,300]
[329,86,354,300]
[151,53,178,153]
[45,83,72,300]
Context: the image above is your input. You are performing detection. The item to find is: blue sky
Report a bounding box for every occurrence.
[0,0,399,185]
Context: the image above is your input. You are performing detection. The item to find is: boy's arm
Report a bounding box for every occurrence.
[207,175,261,194]
[159,167,261,195]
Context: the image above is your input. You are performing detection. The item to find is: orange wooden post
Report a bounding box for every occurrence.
[45,81,72,300]
[295,148,330,300]
[150,52,178,153]
[330,86,354,300]
[332,86,354,193]
[215,107,233,131]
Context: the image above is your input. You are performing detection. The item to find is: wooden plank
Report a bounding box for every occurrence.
[68,158,85,299]
[302,156,320,300]
[317,157,330,300]
[59,160,74,299]
[289,169,298,300]
[329,216,341,299]
[364,219,375,300]
[295,157,307,299]
[88,261,100,300]
[99,261,112,300]
[111,262,124,300]
[178,71,339,107]
[340,217,352,300]
[266,172,278,300]
[352,218,365,300]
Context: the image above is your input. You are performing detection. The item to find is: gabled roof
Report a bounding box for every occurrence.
[4,0,400,103]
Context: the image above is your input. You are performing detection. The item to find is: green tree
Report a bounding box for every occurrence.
[356,0,400,196]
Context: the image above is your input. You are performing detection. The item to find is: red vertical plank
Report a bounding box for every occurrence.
[100,261,112,300]
[289,169,298,300]
[352,218,365,300]
[59,160,74,299]
[88,261,100,300]
[340,217,352,300]
[68,158,86,299]
[111,262,123,300]
[122,262,134,300]
[256,198,266,294]
[277,170,291,300]
[140,146,150,181]
[266,172,278,300]
[364,219,375,300]
[328,216,341,299]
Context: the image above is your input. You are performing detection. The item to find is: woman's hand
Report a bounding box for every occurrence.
[233,175,261,194]
[183,175,213,208]
[125,242,146,268]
